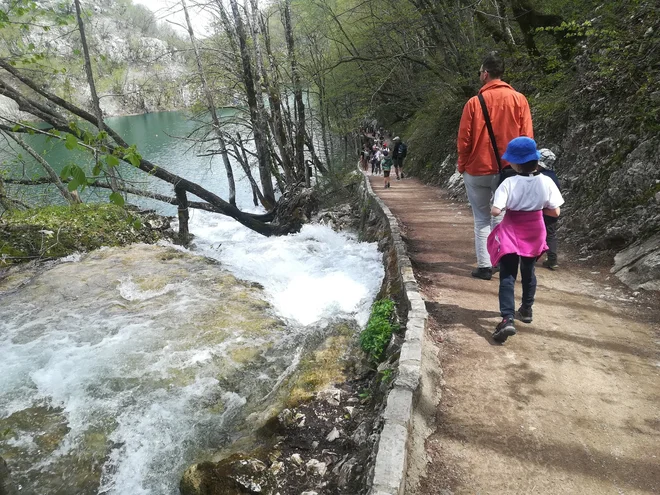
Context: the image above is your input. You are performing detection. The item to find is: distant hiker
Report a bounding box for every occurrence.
[360,145,370,171]
[538,148,560,270]
[371,145,381,175]
[457,51,534,280]
[487,137,564,343]
[381,149,393,188]
[392,136,408,179]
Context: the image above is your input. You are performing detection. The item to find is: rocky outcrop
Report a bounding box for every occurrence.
[611,234,660,291]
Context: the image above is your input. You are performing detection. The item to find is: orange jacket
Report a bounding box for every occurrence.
[457,80,533,176]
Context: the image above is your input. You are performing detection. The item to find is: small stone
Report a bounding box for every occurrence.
[311,441,319,449]
[269,461,284,475]
[325,427,340,442]
[344,406,355,418]
[278,409,296,427]
[301,491,318,495]
[305,459,327,477]
[318,388,341,406]
[290,453,304,466]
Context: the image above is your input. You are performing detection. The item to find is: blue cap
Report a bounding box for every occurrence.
[501,137,540,164]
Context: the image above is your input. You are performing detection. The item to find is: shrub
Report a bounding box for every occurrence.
[360,299,396,362]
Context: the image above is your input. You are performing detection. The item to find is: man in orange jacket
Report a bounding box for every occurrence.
[457,52,533,280]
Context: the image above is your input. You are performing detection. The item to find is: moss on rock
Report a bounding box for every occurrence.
[0,204,172,266]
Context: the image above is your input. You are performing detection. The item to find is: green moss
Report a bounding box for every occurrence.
[286,334,352,407]
[0,204,165,266]
[360,299,396,362]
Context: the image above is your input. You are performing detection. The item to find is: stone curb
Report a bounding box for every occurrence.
[359,171,428,495]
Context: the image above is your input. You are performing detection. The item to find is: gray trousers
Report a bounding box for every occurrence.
[463,172,504,268]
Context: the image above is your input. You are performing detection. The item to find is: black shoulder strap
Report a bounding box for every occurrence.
[477,93,503,172]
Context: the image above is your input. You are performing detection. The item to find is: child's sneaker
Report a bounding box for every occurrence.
[493,317,516,343]
[517,305,533,323]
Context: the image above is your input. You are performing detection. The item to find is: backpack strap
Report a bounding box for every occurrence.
[477,93,503,173]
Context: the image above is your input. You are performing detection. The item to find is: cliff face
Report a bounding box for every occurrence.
[4,0,197,116]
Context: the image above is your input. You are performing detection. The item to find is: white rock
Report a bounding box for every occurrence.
[289,453,304,466]
[325,427,340,442]
[305,459,327,477]
[318,387,341,406]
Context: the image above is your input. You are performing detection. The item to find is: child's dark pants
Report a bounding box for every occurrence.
[544,215,558,263]
[499,254,537,319]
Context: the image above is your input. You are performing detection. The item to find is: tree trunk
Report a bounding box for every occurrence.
[73,0,119,194]
[228,0,276,208]
[182,0,237,207]
[174,184,191,246]
[282,0,306,177]
[250,0,296,183]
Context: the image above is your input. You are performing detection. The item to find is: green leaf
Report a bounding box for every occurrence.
[92,163,102,176]
[73,166,87,188]
[105,154,119,167]
[109,192,125,206]
[132,218,142,229]
[64,133,78,150]
[67,179,79,191]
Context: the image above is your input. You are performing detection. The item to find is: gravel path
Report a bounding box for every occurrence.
[368,175,660,495]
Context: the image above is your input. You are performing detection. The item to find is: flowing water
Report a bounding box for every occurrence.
[0,112,384,494]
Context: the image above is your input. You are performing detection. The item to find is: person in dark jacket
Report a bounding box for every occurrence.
[538,148,561,269]
[391,136,408,180]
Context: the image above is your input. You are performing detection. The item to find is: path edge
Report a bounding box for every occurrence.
[360,172,428,495]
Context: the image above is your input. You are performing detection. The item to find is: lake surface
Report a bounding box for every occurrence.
[1,109,258,212]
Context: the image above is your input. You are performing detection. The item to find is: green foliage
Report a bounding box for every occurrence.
[360,299,396,362]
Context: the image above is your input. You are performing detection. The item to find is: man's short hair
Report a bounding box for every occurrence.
[519,160,538,173]
[482,52,504,78]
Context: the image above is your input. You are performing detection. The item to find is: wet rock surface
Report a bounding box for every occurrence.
[181,379,386,495]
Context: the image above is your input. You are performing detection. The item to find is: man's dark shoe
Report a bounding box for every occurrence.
[401,172,405,178]
[542,259,559,270]
[492,264,500,274]
[471,267,492,280]
[517,305,533,323]
[493,317,516,343]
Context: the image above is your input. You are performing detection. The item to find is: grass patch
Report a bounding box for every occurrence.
[360,299,396,362]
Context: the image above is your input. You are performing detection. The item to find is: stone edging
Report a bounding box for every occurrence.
[360,172,428,495]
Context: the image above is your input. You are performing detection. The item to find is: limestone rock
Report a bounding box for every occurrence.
[325,427,340,442]
[317,388,341,407]
[305,459,327,477]
[611,234,660,290]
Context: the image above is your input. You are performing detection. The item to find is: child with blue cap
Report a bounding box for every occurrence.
[486,137,564,343]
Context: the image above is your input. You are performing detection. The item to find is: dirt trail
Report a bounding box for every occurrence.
[368,175,660,495]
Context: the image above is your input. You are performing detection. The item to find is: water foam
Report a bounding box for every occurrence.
[187,210,384,327]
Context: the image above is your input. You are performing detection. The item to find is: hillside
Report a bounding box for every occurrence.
[0,0,195,116]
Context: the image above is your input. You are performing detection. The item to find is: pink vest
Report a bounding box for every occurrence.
[487,210,548,266]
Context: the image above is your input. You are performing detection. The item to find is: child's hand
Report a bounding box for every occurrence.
[543,207,560,217]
